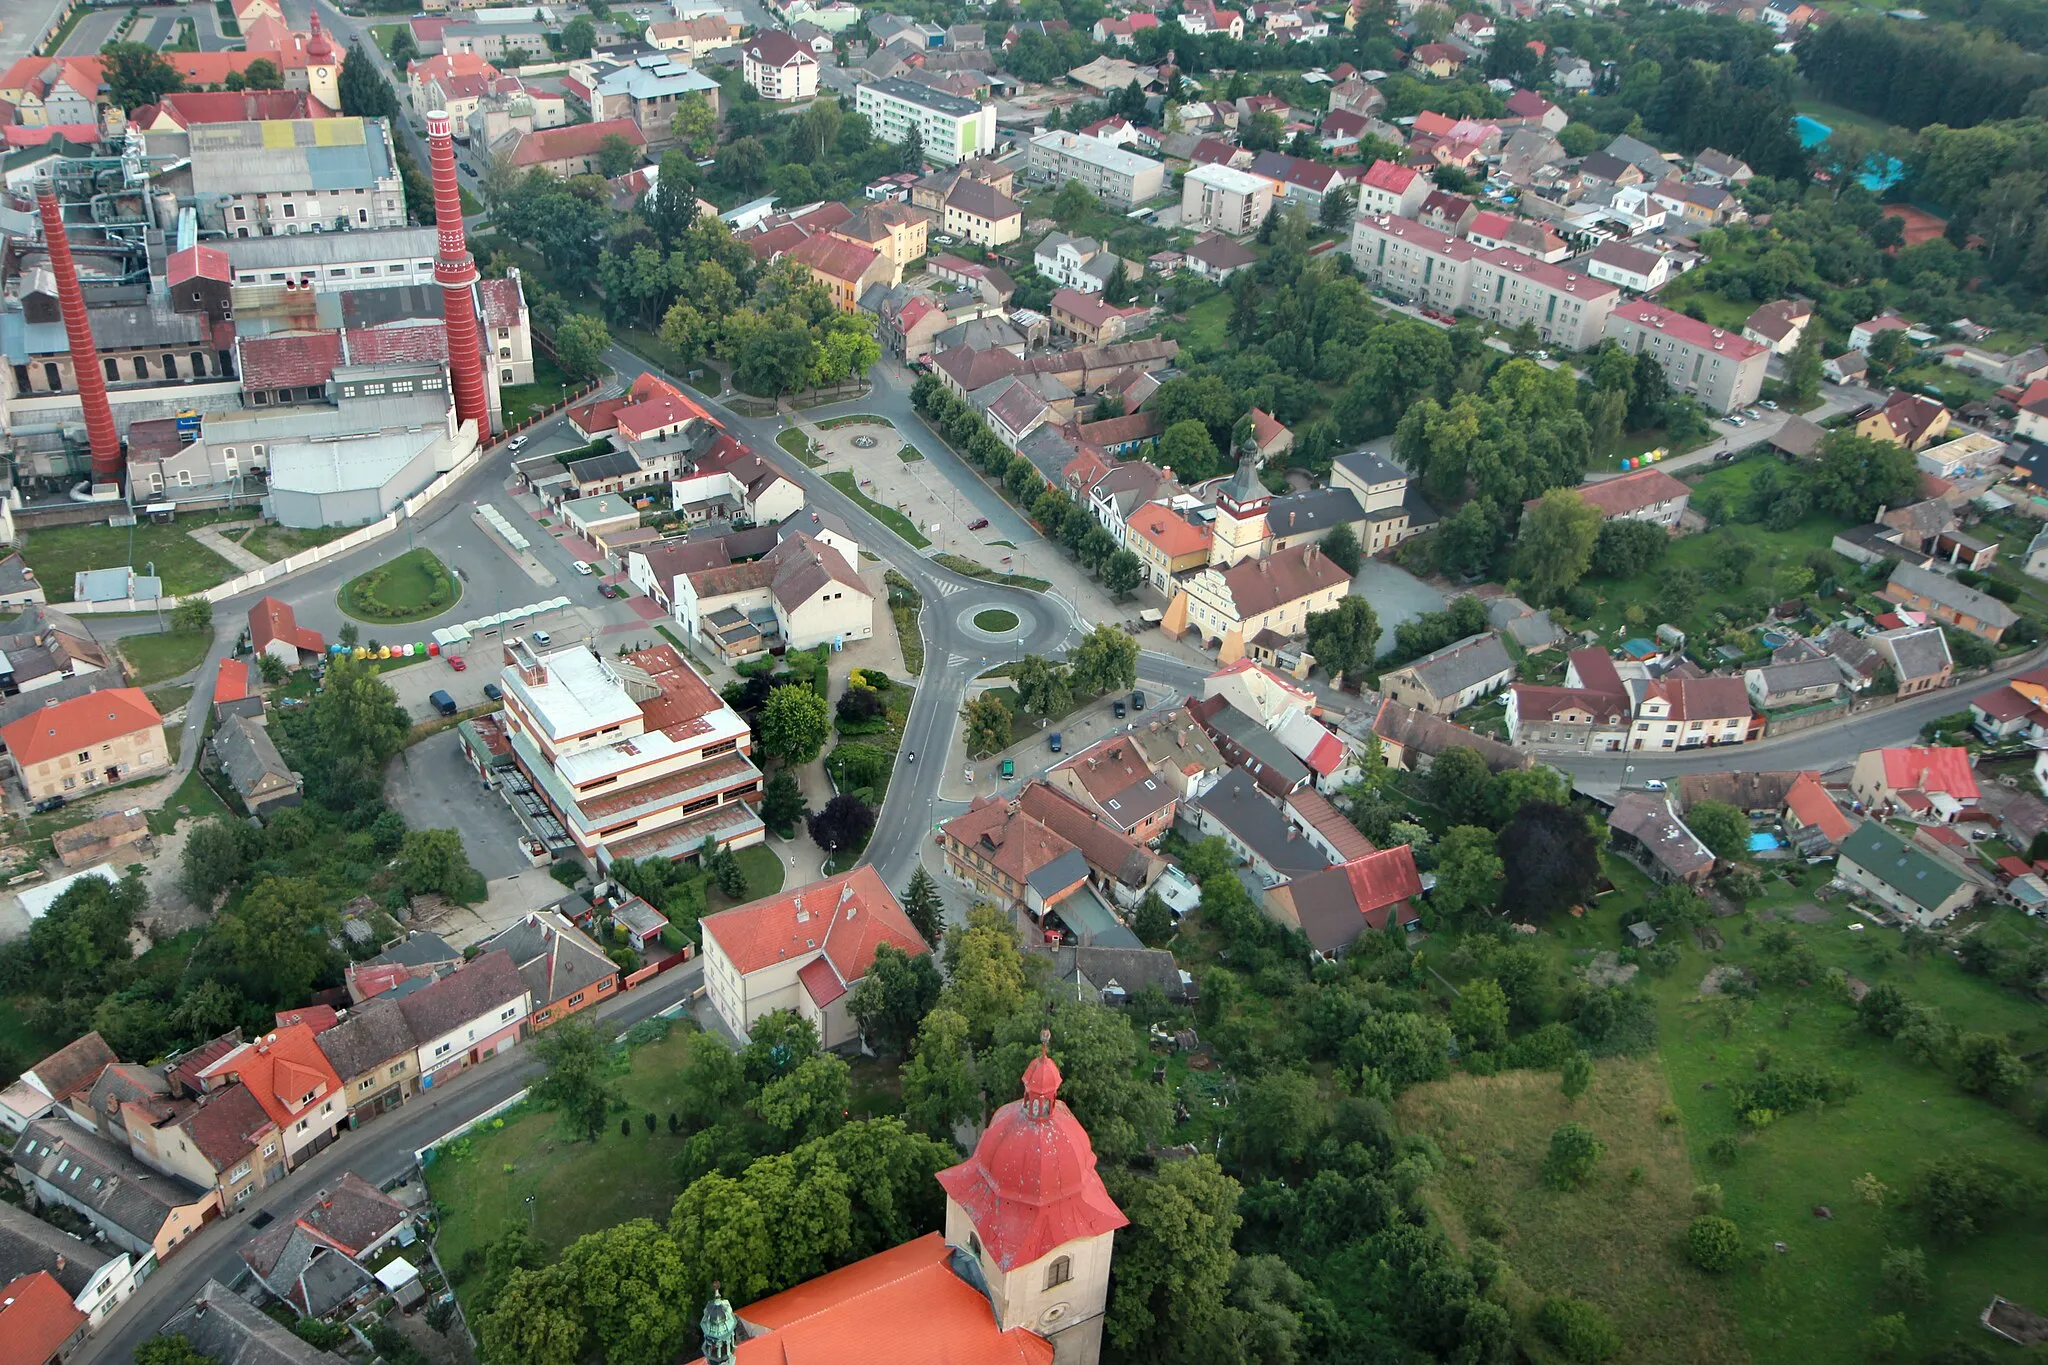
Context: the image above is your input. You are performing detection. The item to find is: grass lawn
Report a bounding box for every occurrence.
[428,1024,707,1285]
[0,996,62,1087]
[339,547,460,624]
[1398,1058,1745,1365]
[118,630,212,687]
[19,514,241,602]
[1650,284,1754,334]
[816,414,891,430]
[369,22,405,54]
[896,444,923,463]
[931,552,1049,593]
[499,352,580,429]
[148,765,234,834]
[1163,291,1231,353]
[240,523,354,563]
[145,682,195,722]
[973,608,1019,632]
[777,429,824,468]
[1892,360,1996,407]
[825,472,930,548]
[708,844,784,911]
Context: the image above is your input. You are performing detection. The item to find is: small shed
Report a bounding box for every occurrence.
[1627,921,1657,946]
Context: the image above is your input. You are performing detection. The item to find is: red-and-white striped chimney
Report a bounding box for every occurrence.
[425,110,489,436]
[35,181,121,486]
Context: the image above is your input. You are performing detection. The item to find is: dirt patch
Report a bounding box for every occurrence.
[1698,964,1753,997]
[139,818,212,938]
[1583,951,1639,988]
[1843,974,1871,1003]
[1692,924,1724,951]
[1788,903,1834,924]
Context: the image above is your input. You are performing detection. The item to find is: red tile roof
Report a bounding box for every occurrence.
[0,1270,86,1361]
[238,331,342,391]
[0,688,161,766]
[1128,504,1211,558]
[477,275,525,331]
[343,323,447,368]
[796,954,846,1008]
[1877,745,1978,801]
[180,1082,277,1171]
[512,118,646,168]
[1361,158,1418,192]
[249,595,324,655]
[1051,288,1143,330]
[208,1023,343,1132]
[703,864,928,983]
[789,231,882,285]
[616,373,715,440]
[1608,302,1766,360]
[1568,466,1691,519]
[167,244,231,286]
[1342,845,1425,920]
[213,656,253,704]
[1783,772,1853,842]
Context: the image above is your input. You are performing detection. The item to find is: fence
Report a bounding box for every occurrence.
[622,944,690,990]
[412,1086,532,1168]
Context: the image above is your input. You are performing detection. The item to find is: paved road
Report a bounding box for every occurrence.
[72,960,705,1365]
[1,0,75,66]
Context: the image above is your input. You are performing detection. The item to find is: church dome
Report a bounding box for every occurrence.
[935,1034,1129,1272]
[306,14,335,63]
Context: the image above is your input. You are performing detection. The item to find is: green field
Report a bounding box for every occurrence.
[824,472,930,548]
[117,629,212,687]
[19,513,243,602]
[369,22,405,54]
[426,1024,704,1285]
[238,523,354,563]
[777,429,824,468]
[339,548,460,624]
[709,844,784,911]
[499,352,581,429]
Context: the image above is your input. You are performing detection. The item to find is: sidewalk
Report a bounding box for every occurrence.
[188,521,268,574]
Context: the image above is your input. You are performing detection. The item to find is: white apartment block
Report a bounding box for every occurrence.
[1602,301,1769,414]
[1181,162,1275,237]
[1027,130,1167,209]
[855,77,995,166]
[1348,214,1619,351]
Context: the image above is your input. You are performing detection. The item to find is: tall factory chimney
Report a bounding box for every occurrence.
[35,180,121,488]
[425,110,489,436]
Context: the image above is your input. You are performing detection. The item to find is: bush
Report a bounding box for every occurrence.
[1692,1183,1723,1214]
[1879,1245,1930,1304]
[1686,1214,1742,1272]
[1541,1122,1605,1190]
[1536,1297,1621,1363]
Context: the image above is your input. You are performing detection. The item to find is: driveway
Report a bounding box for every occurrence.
[384,729,538,883]
[1355,558,1448,655]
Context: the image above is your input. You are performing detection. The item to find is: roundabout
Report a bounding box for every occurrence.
[972,607,1020,633]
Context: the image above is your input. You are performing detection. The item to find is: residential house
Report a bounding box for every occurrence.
[1627,674,1754,751]
[788,233,893,313]
[238,1174,411,1320]
[1378,633,1515,716]
[1187,769,1333,883]
[1782,771,1855,851]
[1407,43,1465,77]
[0,689,168,803]
[0,1201,138,1331]
[1823,350,1868,385]
[675,532,872,657]
[1541,465,1690,527]
[158,1279,348,1365]
[1050,289,1145,345]
[1125,503,1213,594]
[1743,659,1841,709]
[183,1023,345,1170]
[11,1121,213,1264]
[1034,234,1129,294]
[940,796,1093,925]
[2027,526,2048,582]
[1602,301,1769,414]
[481,910,620,1029]
[1882,562,2018,643]
[744,31,819,100]
[1849,311,1912,353]
[397,950,530,1091]
[1416,189,1478,235]
[1026,131,1166,209]
[1164,541,1353,665]
[211,714,301,816]
[856,77,996,166]
[1017,782,1168,910]
[1742,298,1812,355]
[1356,159,1429,218]
[249,596,326,670]
[1331,448,1438,554]
[1045,735,1182,842]
[2,1270,87,1365]
[1836,820,1975,926]
[508,119,647,176]
[1585,240,1671,294]
[1370,697,1530,773]
[701,865,928,1048]
[828,203,928,283]
[314,998,417,1125]
[3,1034,117,1137]
[1181,162,1276,236]
[1187,699,1312,799]
[1608,791,1716,886]
[1503,88,1567,132]
[1350,215,1620,349]
[1183,233,1258,282]
[1851,745,1979,822]
[1855,392,1951,451]
[942,178,1022,247]
[1264,847,1424,954]
[0,555,46,610]
[1869,626,1952,696]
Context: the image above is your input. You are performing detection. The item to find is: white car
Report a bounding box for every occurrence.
[1727,415,1745,426]
[572,561,594,576]
[531,630,552,646]
[508,435,528,451]
[1642,778,1669,791]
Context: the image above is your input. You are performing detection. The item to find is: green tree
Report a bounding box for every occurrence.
[553,313,611,382]
[1068,623,1139,696]
[960,692,1012,757]
[1318,522,1363,575]
[760,768,808,837]
[1685,800,1750,866]
[760,684,830,764]
[898,124,923,171]
[396,827,481,901]
[1913,1155,2011,1243]
[1785,328,1823,409]
[530,1017,622,1142]
[677,1029,750,1129]
[100,43,183,108]
[1879,1245,1931,1304]
[1103,548,1144,599]
[1010,655,1071,718]
[192,876,337,1011]
[941,905,1029,1045]
[902,1005,981,1135]
[256,651,288,686]
[1430,825,1502,920]
[1423,747,1494,825]
[478,1263,588,1365]
[558,1219,691,1365]
[386,27,419,64]
[1537,1297,1620,1363]
[335,39,399,120]
[757,1052,852,1144]
[170,596,212,633]
[1105,1156,1242,1359]
[742,1008,820,1088]
[1452,978,1510,1053]
[596,133,640,178]
[1304,597,1379,686]
[177,818,249,908]
[558,14,597,57]
[1542,1121,1605,1190]
[805,793,873,854]
[1319,184,1357,231]
[670,91,717,155]
[900,866,944,947]
[846,944,941,1056]
[1810,431,1918,521]
[1103,258,1135,307]
[1133,890,1174,947]
[1590,518,1667,579]
[1053,179,1099,226]
[1561,1051,1593,1103]
[1157,419,1223,482]
[1516,490,1603,603]
[1866,327,1912,376]
[1686,1214,1742,1270]
[135,1338,215,1365]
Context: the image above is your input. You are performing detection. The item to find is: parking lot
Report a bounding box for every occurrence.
[385,729,539,883]
[374,607,604,721]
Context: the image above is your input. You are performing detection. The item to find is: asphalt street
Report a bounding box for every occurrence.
[72,961,706,1365]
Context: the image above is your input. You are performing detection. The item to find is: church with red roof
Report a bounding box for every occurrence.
[693,1039,1127,1365]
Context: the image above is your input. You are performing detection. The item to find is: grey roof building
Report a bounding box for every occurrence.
[1188,769,1333,882]
[1608,792,1715,885]
[12,1120,212,1260]
[1264,487,1365,540]
[0,1199,117,1307]
[157,1279,349,1365]
[1038,944,1195,1005]
[239,1174,411,1320]
[479,911,621,1025]
[212,714,302,816]
[1379,632,1515,716]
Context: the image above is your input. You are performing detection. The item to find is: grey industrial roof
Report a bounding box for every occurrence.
[188,117,395,196]
[223,227,439,271]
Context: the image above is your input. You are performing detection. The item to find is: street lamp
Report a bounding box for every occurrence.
[1625,764,1634,790]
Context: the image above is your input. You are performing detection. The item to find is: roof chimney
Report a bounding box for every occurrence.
[425,111,489,436]
[36,181,120,487]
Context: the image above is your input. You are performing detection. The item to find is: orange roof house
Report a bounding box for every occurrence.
[699,865,929,1049]
[1783,771,1854,845]
[0,1269,88,1365]
[0,688,166,802]
[788,233,891,312]
[249,596,324,667]
[940,796,1092,920]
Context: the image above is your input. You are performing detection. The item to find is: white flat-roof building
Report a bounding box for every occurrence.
[855,78,996,166]
[1027,131,1166,209]
[1181,162,1276,237]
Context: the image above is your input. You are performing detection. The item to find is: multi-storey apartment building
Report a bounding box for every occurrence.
[1181,162,1275,236]
[855,78,995,166]
[1601,300,1769,414]
[1348,214,1619,350]
[1027,130,1166,209]
[496,638,765,866]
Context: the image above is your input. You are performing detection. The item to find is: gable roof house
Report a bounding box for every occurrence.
[940,797,1093,922]
[11,1120,214,1264]
[313,998,418,1124]
[1188,768,1334,884]
[249,596,325,669]
[478,910,620,1029]
[239,1174,412,1320]
[1371,697,1530,773]
[1851,745,1980,823]
[0,688,168,804]
[1608,791,1716,886]
[1,1268,87,1365]
[1836,819,1975,926]
[1017,782,1168,910]
[396,950,531,1089]
[1882,562,2018,642]
[1265,847,1425,955]
[1378,632,1515,717]
[211,713,302,816]
[158,1279,348,1365]
[0,1200,136,1331]
[1045,734,1182,842]
[700,865,929,1050]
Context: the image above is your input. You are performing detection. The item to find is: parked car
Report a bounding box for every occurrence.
[429,690,458,717]
[31,795,65,814]
[448,655,467,671]
[967,517,990,531]
[531,630,552,646]
[1642,778,1669,791]
[1762,399,1779,410]
[1049,733,1062,753]
[999,758,1015,779]
[1113,700,1127,719]
[483,683,503,702]
[1727,415,1745,426]
[1131,690,1146,711]
[573,561,594,576]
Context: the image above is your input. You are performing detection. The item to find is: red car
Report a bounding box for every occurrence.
[967,517,990,531]
[448,655,467,671]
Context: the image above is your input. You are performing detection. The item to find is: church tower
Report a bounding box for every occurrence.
[936,1035,1128,1365]
[1209,427,1271,568]
[305,14,341,115]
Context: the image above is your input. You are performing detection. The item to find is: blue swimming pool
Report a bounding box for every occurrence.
[1794,114,1906,190]
[1749,831,1782,853]
[1795,114,1832,148]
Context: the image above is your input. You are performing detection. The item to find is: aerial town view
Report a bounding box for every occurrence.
[0,0,2045,1360]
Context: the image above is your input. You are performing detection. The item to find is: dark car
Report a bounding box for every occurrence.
[967,517,990,531]
[483,683,503,702]
[1131,690,1146,711]
[1113,700,1127,719]
[31,795,65,814]
[429,690,458,717]
[1049,733,1062,753]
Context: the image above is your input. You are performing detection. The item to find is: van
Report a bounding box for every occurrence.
[429,690,458,717]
